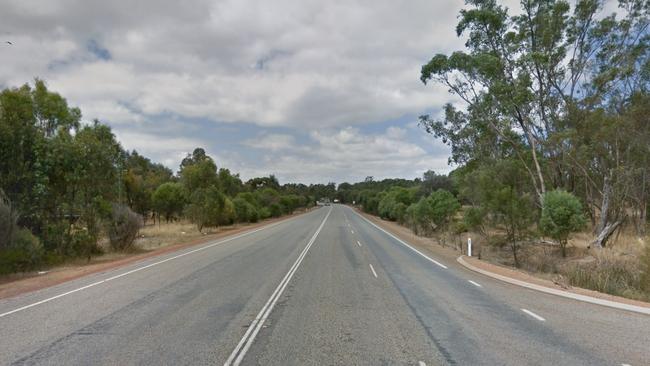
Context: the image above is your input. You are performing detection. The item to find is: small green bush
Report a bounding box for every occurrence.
[540,190,586,257]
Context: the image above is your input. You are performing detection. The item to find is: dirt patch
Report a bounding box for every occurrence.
[0,209,314,300]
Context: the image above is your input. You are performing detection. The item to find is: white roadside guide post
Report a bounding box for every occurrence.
[468,237,472,257]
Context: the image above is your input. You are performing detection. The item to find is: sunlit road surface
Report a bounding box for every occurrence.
[1,205,648,365]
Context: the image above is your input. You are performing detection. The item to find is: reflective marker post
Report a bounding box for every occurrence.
[468,237,472,257]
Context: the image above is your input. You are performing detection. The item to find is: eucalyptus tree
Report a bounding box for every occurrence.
[420,0,648,247]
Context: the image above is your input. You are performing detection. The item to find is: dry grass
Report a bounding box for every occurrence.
[473,223,650,301]
[135,220,235,250]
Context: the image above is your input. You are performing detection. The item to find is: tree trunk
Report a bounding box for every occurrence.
[591,220,622,249]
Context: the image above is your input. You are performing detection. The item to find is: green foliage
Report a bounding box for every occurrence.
[232,197,259,223]
[180,148,218,192]
[0,191,18,248]
[152,182,187,222]
[108,204,143,251]
[540,190,586,257]
[0,80,313,275]
[185,186,234,232]
[405,189,460,235]
[378,187,417,221]
[123,150,173,220]
[0,227,43,274]
[463,206,486,236]
[427,189,461,228]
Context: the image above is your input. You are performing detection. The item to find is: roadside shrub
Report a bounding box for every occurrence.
[269,203,282,217]
[234,197,260,223]
[258,207,271,220]
[186,186,234,231]
[248,206,260,223]
[0,228,44,274]
[539,190,586,257]
[220,197,235,225]
[108,204,143,251]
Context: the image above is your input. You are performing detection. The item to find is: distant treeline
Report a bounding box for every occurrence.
[0,80,336,273]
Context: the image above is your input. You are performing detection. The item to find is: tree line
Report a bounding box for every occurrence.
[417,0,648,250]
[0,80,330,273]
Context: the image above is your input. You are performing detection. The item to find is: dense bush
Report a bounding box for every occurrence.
[0,228,43,274]
[186,186,235,231]
[108,204,143,251]
[405,189,460,235]
[152,182,187,222]
[378,187,416,222]
[0,192,18,248]
[540,190,586,257]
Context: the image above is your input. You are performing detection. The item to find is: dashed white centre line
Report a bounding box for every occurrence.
[351,229,354,234]
[468,280,482,287]
[418,362,426,366]
[369,264,378,278]
[621,363,632,366]
[356,240,362,247]
[521,308,546,322]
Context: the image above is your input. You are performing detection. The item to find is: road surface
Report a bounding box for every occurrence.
[0,205,648,365]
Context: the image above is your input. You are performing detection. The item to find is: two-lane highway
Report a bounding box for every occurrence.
[1,205,649,365]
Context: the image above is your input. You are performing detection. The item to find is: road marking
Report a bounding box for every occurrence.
[351,209,447,269]
[356,240,362,247]
[418,362,426,366]
[369,264,378,278]
[0,211,312,319]
[225,207,332,366]
[621,363,631,366]
[521,308,546,322]
[351,229,354,234]
[468,280,482,287]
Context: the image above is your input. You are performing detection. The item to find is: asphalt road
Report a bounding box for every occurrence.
[0,205,648,365]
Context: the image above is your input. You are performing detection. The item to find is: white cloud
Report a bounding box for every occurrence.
[0,0,468,181]
[237,126,450,184]
[242,133,296,151]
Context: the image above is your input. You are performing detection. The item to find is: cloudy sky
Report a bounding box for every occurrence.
[0,0,474,184]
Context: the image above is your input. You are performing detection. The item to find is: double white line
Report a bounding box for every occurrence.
[224,207,332,366]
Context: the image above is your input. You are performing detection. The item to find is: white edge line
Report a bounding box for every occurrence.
[468,280,482,287]
[225,207,332,366]
[521,308,546,321]
[0,212,310,319]
[351,209,447,269]
[369,264,378,278]
[457,256,650,316]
